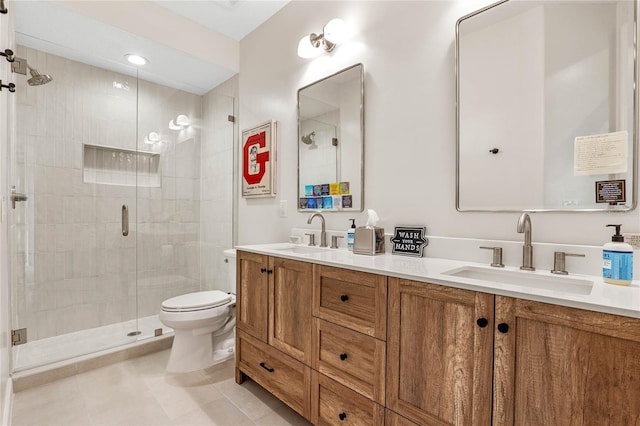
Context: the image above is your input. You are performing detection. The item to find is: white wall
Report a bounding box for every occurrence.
[238,0,640,248]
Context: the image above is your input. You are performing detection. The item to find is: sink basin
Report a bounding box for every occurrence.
[272,245,328,254]
[443,266,593,295]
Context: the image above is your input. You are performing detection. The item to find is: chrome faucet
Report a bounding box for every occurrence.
[307,213,327,247]
[517,212,534,271]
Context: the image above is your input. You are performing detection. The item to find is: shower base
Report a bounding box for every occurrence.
[13,315,172,373]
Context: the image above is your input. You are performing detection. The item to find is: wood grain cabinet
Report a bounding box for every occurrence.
[493,296,640,426]
[386,277,495,426]
[236,251,313,420]
[238,253,640,426]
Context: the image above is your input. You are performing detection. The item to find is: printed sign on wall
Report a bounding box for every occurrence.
[242,120,277,197]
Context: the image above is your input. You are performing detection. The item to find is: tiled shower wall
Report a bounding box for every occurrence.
[12,46,228,341]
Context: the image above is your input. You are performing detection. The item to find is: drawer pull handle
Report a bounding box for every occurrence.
[340,295,349,302]
[339,412,347,421]
[497,323,509,334]
[339,353,348,361]
[267,269,273,274]
[476,318,489,328]
[260,268,267,273]
[259,362,274,373]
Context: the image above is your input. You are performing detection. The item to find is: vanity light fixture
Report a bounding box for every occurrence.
[125,53,148,66]
[297,18,349,59]
[144,131,160,144]
[169,114,190,130]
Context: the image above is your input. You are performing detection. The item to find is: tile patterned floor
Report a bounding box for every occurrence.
[11,349,311,426]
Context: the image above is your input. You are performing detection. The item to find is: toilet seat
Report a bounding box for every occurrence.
[161,290,232,313]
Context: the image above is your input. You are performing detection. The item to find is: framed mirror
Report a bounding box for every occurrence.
[297,63,364,212]
[456,0,637,212]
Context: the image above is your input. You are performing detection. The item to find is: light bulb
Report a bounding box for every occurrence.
[175,114,190,126]
[298,35,322,59]
[125,53,148,66]
[323,19,348,44]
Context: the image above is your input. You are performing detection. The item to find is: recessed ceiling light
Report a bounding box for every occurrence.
[125,54,148,66]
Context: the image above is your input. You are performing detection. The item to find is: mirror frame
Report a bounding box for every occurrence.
[455,0,638,213]
[297,63,365,212]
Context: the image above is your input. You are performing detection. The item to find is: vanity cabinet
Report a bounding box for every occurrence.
[386,277,494,426]
[493,296,640,425]
[237,251,640,425]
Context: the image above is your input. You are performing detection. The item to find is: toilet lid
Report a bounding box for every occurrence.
[161,290,232,312]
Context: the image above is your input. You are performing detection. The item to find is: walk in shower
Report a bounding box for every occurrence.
[9,44,235,372]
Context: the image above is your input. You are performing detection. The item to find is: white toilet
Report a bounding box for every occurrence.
[159,249,236,373]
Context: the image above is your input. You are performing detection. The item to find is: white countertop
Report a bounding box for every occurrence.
[236,243,640,319]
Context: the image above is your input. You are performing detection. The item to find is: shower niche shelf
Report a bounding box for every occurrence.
[83,144,161,187]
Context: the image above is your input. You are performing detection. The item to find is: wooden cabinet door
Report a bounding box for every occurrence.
[236,251,269,342]
[494,296,640,426]
[387,278,494,426]
[269,257,313,365]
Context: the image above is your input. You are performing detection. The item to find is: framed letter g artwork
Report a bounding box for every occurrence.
[242,120,277,197]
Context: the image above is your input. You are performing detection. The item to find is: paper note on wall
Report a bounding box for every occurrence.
[574,131,628,176]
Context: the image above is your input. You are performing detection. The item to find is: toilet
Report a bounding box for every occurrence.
[159,249,236,373]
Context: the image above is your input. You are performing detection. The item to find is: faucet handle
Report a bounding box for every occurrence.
[479,246,504,268]
[551,251,585,275]
[330,235,344,249]
[305,233,316,246]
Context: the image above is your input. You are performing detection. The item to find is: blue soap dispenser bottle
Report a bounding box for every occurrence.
[603,224,633,286]
[347,219,356,251]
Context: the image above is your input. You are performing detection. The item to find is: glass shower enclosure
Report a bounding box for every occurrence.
[9,46,235,372]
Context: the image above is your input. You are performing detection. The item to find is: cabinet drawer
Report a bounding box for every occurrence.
[311,371,384,426]
[312,318,385,404]
[237,330,311,420]
[313,265,387,339]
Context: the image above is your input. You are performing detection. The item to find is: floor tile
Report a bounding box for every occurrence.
[12,348,307,426]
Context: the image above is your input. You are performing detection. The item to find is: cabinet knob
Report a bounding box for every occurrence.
[339,353,348,361]
[267,269,273,274]
[339,412,347,421]
[476,318,489,328]
[497,323,509,334]
[340,295,349,302]
[260,268,267,273]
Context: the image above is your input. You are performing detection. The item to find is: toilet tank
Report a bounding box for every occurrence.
[223,249,237,294]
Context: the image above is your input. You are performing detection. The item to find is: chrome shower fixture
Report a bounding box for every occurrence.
[0,49,14,62]
[26,65,53,86]
[11,57,53,86]
[301,132,315,145]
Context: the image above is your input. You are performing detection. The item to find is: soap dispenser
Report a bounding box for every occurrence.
[603,224,633,285]
[347,219,356,251]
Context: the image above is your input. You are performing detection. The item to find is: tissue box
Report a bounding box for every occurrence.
[354,226,385,255]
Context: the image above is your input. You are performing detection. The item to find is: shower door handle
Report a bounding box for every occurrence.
[122,204,129,236]
[10,186,28,209]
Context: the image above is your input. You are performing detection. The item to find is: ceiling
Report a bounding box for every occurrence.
[13,0,289,95]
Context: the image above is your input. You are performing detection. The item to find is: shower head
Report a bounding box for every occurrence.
[26,65,52,86]
[301,132,315,145]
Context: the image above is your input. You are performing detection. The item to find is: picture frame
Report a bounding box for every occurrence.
[242,120,277,197]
